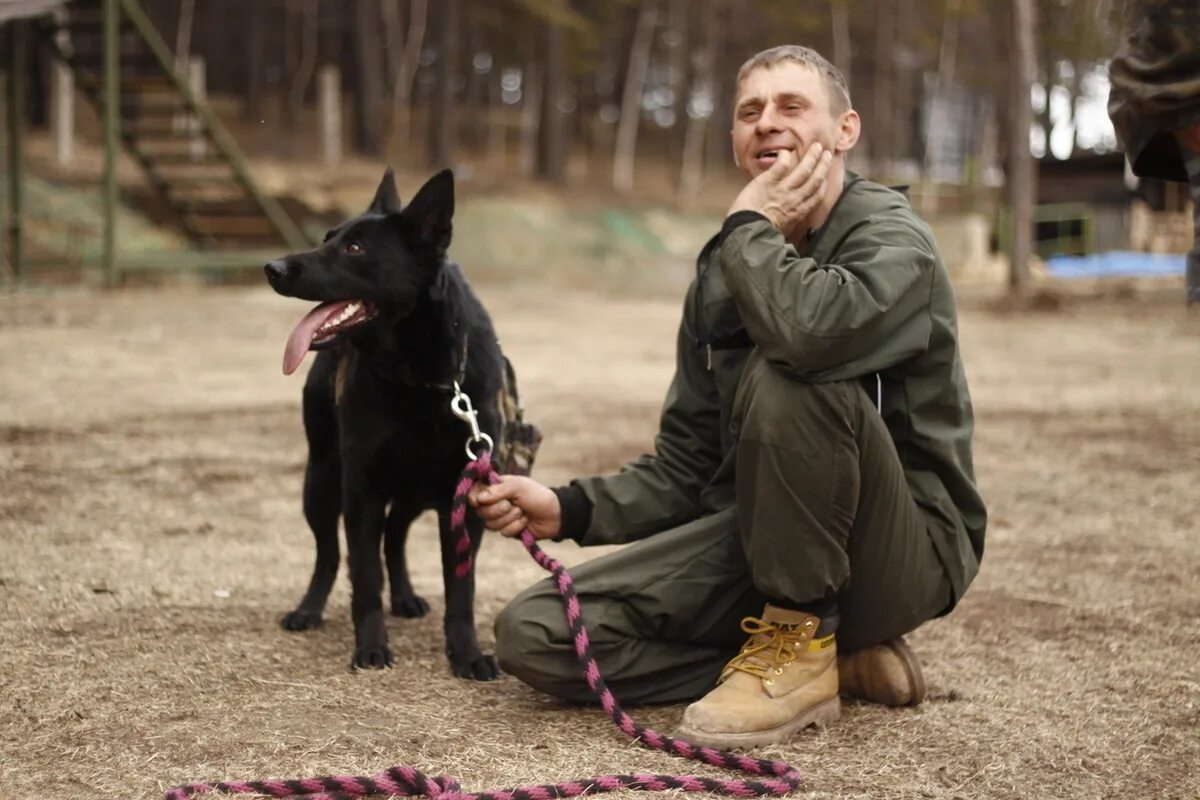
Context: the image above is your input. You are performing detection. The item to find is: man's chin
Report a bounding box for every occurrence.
[737,163,765,180]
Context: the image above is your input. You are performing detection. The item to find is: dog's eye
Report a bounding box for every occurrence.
[346,241,365,256]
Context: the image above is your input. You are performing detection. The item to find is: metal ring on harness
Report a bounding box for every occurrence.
[465,432,494,461]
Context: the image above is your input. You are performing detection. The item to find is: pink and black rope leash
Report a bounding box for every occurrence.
[164,448,803,800]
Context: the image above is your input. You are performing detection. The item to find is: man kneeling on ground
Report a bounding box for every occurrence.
[469,44,987,750]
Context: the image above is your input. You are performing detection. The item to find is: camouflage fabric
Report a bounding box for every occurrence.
[1108,0,1200,182]
[494,355,542,476]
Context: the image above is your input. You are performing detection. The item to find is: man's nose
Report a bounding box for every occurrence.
[755,106,783,133]
[753,112,782,133]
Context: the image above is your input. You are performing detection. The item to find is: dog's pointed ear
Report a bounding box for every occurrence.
[368,167,403,214]
[401,169,454,258]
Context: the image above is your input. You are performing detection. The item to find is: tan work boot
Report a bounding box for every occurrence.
[837,637,926,707]
[675,605,840,749]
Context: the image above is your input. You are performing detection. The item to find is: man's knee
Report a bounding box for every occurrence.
[494,586,582,698]
[495,589,550,675]
[735,358,859,445]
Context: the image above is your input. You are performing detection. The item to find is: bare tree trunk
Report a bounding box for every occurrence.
[383,0,428,152]
[1066,59,1084,157]
[286,0,319,157]
[355,0,387,156]
[831,0,851,95]
[487,72,506,169]
[519,67,542,176]
[1008,0,1037,293]
[614,0,658,193]
[668,0,688,155]
[923,0,960,183]
[430,0,460,168]
[1036,74,1053,157]
[242,2,265,121]
[705,0,740,176]
[519,27,542,178]
[464,11,487,151]
[587,26,620,173]
[678,0,717,200]
[1035,29,1057,158]
[381,0,403,145]
[969,101,998,213]
[893,0,918,163]
[871,0,895,174]
[539,17,567,184]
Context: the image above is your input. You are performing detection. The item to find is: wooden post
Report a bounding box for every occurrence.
[319,65,342,168]
[188,55,206,161]
[51,10,74,167]
[102,0,119,286]
[6,20,27,282]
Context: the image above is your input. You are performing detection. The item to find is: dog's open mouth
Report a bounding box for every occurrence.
[282,299,377,375]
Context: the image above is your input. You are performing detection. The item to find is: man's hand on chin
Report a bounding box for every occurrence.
[728,142,833,239]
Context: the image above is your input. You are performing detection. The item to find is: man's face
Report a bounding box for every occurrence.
[731,62,845,179]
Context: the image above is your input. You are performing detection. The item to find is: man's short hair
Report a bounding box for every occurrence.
[736,45,852,115]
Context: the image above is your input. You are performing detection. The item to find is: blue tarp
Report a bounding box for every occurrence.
[1044,251,1186,279]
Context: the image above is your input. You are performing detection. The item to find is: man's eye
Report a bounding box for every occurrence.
[346,242,365,256]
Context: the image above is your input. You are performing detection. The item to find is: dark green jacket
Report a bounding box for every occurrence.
[566,178,987,605]
[1108,0,1200,182]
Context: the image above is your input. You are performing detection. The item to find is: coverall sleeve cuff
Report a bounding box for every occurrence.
[551,484,593,543]
[719,210,772,243]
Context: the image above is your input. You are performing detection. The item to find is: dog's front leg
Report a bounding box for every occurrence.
[437,508,501,681]
[343,484,392,669]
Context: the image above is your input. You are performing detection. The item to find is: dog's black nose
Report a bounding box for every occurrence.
[264,259,290,281]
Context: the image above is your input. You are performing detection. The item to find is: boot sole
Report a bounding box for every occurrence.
[674,696,841,750]
[887,638,927,706]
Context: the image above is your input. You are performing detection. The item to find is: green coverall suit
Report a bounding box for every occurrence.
[495,177,988,704]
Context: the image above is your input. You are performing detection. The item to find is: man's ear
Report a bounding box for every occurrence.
[401,169,454,258]
[834,109,862,155]
[368,167,403,214]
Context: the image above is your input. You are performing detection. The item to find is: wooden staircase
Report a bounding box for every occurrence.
[40,0,311,252]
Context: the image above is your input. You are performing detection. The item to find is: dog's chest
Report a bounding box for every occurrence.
[338,386,466,477]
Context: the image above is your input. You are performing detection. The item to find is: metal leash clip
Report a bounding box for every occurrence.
[450,381,494,461]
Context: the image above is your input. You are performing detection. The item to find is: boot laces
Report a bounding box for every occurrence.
[723,616,807,680]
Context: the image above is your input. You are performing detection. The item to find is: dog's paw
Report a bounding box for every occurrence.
[351,646,394,670]
[452,653,502,682]
[390,594,431,618]
[280,610,323,631]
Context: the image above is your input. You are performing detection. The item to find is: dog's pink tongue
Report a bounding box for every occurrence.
[283,301,347,375]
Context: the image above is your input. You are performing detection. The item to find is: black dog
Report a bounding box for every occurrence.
[264,169,506,679]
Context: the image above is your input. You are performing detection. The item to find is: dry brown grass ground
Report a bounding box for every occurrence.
[1,280,1197,800]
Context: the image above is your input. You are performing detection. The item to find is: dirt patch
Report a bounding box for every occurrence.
[1,284,1197,800]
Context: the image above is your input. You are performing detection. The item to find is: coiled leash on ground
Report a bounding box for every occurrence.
[164,389,804,800]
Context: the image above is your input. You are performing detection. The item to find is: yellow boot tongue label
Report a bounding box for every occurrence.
[807,634,836,653]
